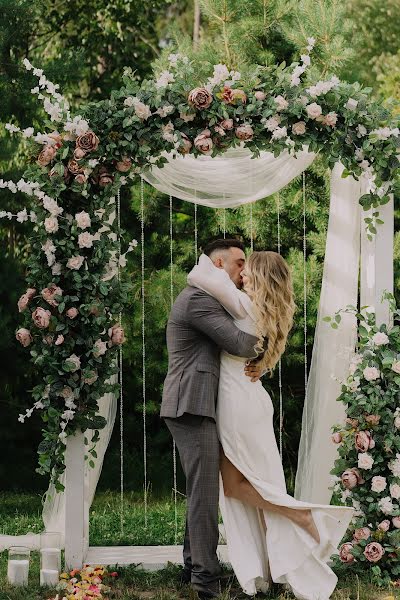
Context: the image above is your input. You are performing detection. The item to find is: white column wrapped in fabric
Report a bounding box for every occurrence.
[295,163,362,504]
[143,147,315,207]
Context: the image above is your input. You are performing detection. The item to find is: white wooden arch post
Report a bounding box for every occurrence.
[65,431,88,569]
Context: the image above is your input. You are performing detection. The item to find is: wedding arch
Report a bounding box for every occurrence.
[1,42,398,570]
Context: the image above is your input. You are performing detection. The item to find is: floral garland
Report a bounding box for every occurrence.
[2,41,399,488]
[50,565,118,600]
[327,295,400,586]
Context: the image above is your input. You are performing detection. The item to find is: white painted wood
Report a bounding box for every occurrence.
[65,432,87,569]
[360,197,394,326]
[85,545,229,569]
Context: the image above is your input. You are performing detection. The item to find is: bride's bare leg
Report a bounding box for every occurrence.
[220,450,320,543]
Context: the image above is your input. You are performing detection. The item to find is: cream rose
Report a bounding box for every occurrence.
[16,328,33,347]
[78,232,94,249]
[75,211,91,229]
[306,102,323,119]
[93,339,108,357]
[358,452,374,470]
[292,121,306,135]
[274,95,289,111]
[372,332,389,346]
[55,334,64,345]
[392,361,400,374]
[254,91,266,101]
[44,216,59,234]
[392,517,400,529]
[390,483,400,499]
[67,255,85,270]
[371,476,387,493]
[134,102,152,121]
[65,353,81,372]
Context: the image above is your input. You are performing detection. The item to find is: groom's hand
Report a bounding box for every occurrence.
[244,361,263,382]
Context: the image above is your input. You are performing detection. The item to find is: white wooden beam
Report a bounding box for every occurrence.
[65,431,87,569]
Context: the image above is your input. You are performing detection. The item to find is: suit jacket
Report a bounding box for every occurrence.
[160,286,259,420]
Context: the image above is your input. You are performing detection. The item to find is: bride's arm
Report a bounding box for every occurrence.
[187,254,253,320]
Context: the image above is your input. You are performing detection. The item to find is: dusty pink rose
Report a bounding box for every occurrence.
[378,520,390,532]
[18,288,36,312]
[93,339,107,357]
[292,121,306,135]
[108,324,125,346]
[365,414,380,426]
[339,542,355,563]
[324,112,338,127]
[116,157,132,172]
[220,119,234,130]
[67,159,84,175]
[392,517,400,529]
[235,124,254,141]
[341,467,365,489]
[355,430,374,452]
[179,133,192,155]
[363,542,384,562]
[194,130,213,154]
[48,132,63,146]
[220,85,236,104]
[76,131,99,152]
[83,371,98,385]
[37,145,57,166]
[16,328,33,347]
[41,284,62,307]
[32,307,51,329]
[67,255,84,270]
[75,173,87,184]
[65,353,81,372]
[188,87,213,110]
[60,386,73,399]
[55,334,64,345]
[66,307,78,319]
[332,432,342,443]
[353,527,371,541]
[346,417,359,428]
[254,91,266,101]
[98,167,113,187]
[73,147,87,160]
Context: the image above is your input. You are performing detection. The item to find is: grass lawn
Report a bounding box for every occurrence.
[0,491,398,600]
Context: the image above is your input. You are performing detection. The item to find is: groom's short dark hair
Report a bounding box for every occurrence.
[203,238,245,257]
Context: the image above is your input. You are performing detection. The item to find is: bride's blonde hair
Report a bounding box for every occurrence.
[247,251,296,374]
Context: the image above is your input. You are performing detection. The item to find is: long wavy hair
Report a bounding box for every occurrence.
[246,251,296,374]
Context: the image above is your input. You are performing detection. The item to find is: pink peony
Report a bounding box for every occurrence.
[41,284,62,307]
[292,121,306,135]
[108,324,125,346]
[235,124,254,141]
[341,467,365,489]
[355,430,374,452]
[66,307,78,319]
[188,87,213,110]
[16,328,33,347]
[32,307,51,329]
[194,130,213,154]
[392,517,400,529]
[378,520,390,532]
[254,91,266,101]
[332,432,342,443]
[353,527,371,541]
[339,542,355,563]
[363,542,384,563]
[116,157,132,172]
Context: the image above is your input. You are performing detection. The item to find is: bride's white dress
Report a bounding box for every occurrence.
[188,255,354,600]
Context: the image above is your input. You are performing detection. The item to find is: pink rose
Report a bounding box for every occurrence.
[188,87,213,110]
[353,527,371,541]
[355,430,374,452]
[66,307,78,319]
[254,91,266,101]
[324,112,338,127]
[346,417,359,428]
[332,432,342,444]
[339,542,355,563]
[220,119,234,131]
[235,124,254,141]
[363,542,384,563]
[194,130,213,154]
[16,328,33,347]
[292,121,306,135]
[75,173,87,184]
[116,157,132,172]
[55,335,64,345]
[341,468,365,489]
[73,147,87,160]
[179,133,192,155]
[37,145,57,166]
[392,517,400,529]
[371,476,387,493]
[67,159,84,175]
[378,520,390,532]
[32,307,51,329]
[41,284,62,307]
[365,414,380,426]
[76,131,99,152]
[108,324,125,346]
[78,232,94,249]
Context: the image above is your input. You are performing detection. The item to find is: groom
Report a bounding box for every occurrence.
[161,239,262,598]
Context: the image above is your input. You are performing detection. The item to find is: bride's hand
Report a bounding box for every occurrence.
[244,361,263,382]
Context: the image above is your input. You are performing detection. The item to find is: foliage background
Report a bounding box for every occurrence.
[0,0,399,497]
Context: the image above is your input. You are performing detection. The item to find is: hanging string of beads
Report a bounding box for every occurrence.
[117,188,124,536]
[140,176,148,528]
[170,194,178,544]
[194,196,198,262]
[277,192,283,460]
[250,203,254,252]
[302,172,309,461]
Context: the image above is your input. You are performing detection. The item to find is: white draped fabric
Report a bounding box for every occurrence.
[1,146,364,549]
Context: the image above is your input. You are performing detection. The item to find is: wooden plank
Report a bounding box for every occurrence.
[65,432,87,569]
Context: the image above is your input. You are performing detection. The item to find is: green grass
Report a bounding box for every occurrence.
[0,492,399,599]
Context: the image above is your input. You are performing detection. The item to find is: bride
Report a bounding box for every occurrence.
[187,250,354,600]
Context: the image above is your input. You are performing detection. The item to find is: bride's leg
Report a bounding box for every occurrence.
[220,449,320,543]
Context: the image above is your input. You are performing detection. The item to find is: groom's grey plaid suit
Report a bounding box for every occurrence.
[161,286,258,587]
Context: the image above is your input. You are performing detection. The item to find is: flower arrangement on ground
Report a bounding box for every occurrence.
[49,565,118,600]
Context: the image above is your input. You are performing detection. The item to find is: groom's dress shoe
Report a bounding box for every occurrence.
[192,580,221,599]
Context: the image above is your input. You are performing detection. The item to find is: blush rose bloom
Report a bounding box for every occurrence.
[44,216,59,234]
[41,284,63,307]
[108,324,125,346]
[75,211,91,229]
[339,542,355,563]
[392,517,400,529]
[188,87,213,110]
[78,232,94,249]
[93,339,108,357]
[378,520,390,532]
[274,95,289,111]
[235,124,254,141]
[390,483,400,499]
[254,91,266,101]
[16,328,33,347]
[341,468,365,489]
[306,102,323,119]
[332,432,342,443]
[371,476,387,493]
[32,307,51,329]
[355,430,374,452]
[18,288,36,312]
[116,157,132,172]
[76,131,100,152]
[365,414,380,426]
[324,112,338,127]
[67,159,84,175]
[392,361,400,374]
[363,366,380,381]
[292,121,306,135]
[65,354,81,372]
[179,133,193,154]
[194,130,213,154]
[67,255,84,270]
[66,307,78,319]
[221,119,234,130]
[372,332,389,345]
[75,173,87,184]
[37,145,57,166]
[363,542,384,563]
[358,452,374,470]
[73,147,86,160]
[353,527,371,541]
[55,334,64,345]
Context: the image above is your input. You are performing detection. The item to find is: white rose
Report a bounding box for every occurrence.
[271,126,287,140]
[358,452,374,470]
[390,483,400,499]
[372,332,389,346]
[306,102,322,119]
[67,255,84,270]
[392,361,400,374]
[134,102,152,120]
[75,211,91,229]
[389,455,400,477]
[274,95,289,111]
[378,496,394,515]
[44,216,59,233]
[371,476,387,493]
[394,416,400,429]
[263,116,281,131]
[363,366,380,381]
[65,353,81,372]
[345,98,358,111]
[124,96,136,107]
[78,232,94,249]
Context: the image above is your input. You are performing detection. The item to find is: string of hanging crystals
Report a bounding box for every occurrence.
[249,203,254,252]
[117,189,124,535]
[194,192,198,262]
[170,194,178,544]
[140,177,148,528]
[276,192,283,460]
[302,172,309,461]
